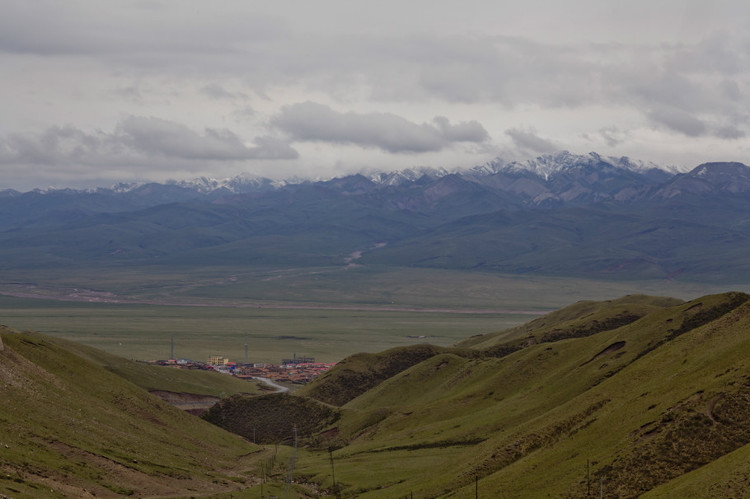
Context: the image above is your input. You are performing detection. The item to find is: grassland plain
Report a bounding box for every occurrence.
[0,295,530,364]
[4,292,750,497]
[0,264,739,309]
[206,292,750,497]
[0,264,742,364]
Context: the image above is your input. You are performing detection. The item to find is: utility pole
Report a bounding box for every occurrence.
[170,334,174,359]
[329,447,338,499]
[245,334,249,364]
[260,461,266,499]
[286,426,298,498]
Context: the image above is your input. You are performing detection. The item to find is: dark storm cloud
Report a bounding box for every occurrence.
[646,107,708,137]
[116,116,252,160]
[715,125,746,140]
[245,135,299,160]
[432,116,489,142]
[505,128,560,155]
[0,1,286,56]
[271,102,489,153]
[645,105,749,140]
[0,125,104,165]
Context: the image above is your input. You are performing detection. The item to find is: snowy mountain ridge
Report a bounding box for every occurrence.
[473,151,681,180]
[2,152,687,196]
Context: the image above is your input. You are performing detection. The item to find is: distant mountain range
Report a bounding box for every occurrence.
[3,151,745,208]
[1,152,748,282]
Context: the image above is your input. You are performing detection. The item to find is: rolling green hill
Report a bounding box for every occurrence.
[456,294,684,350]
[298,344,481,406]
[38,333,263,398]
[299,295,681,407]
[5,292,750,497]
[0,326,264,497]
[214,292,750,497]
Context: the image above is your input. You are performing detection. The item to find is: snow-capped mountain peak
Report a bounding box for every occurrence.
[475,151,679,180]
[369,166,452,185]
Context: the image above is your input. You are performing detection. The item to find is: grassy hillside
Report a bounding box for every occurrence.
[6,292,750,497]
[0,326,265,497]
[40,333,263,397]
[456,294,683,350]
[301,295,681,407]
[298,344,481,406]
[221,292,750,497]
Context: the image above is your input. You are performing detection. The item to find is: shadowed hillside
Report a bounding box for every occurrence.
[203,393,340,445]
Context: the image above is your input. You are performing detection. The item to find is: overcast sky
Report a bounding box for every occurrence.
[1,0,749,189]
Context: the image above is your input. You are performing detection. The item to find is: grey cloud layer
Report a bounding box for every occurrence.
[3,3,747,128]
[505,128,560,155]
[0,1,286,56]
[271,102,489,153]
[0,117,298,168]
[1,1,748,188]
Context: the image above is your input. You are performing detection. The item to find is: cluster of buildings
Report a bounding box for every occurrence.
[234,361,335,384]
[149,354,335,385]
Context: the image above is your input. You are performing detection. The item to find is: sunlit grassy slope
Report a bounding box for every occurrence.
[247,292,750,498]
[0,326,263,498]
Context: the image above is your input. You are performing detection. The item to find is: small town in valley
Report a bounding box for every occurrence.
[148,354,336,385]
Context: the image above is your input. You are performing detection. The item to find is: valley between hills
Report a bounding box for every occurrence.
[3,291,750,497]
